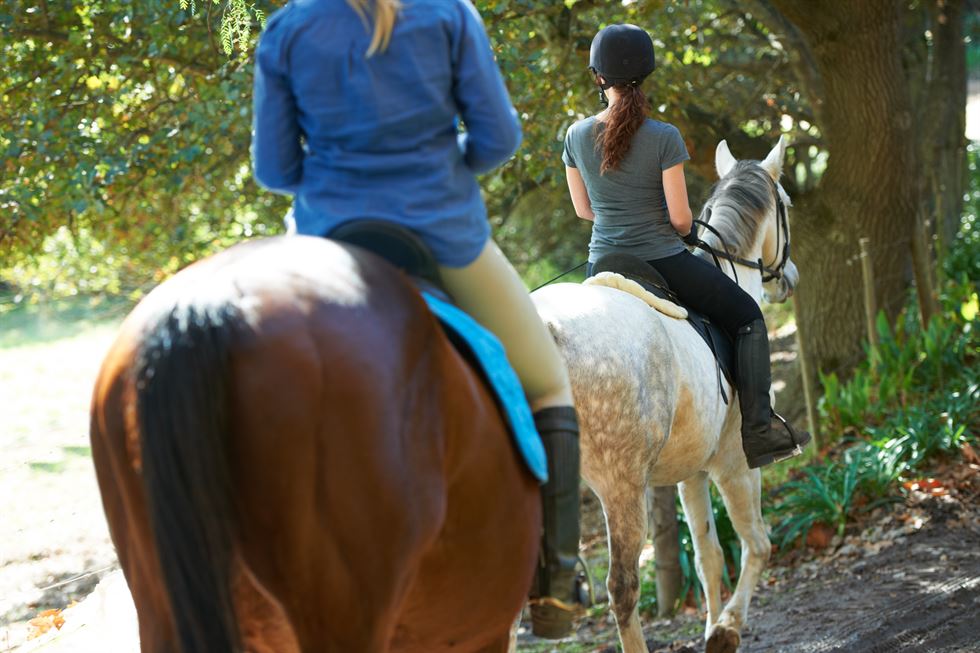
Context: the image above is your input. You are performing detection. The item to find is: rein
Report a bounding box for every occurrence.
[694,178,791,284]
[531,261,588,292]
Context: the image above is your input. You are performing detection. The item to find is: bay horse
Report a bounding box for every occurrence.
[532,137,799,653]
[89,235,540,652]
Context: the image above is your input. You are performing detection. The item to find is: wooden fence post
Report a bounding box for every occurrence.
[791,293,819,450]
[859,238,879,366]
[648,486,682,617]
[910,214,940,327]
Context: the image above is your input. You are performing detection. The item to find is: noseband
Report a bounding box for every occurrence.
[693,177,791,285]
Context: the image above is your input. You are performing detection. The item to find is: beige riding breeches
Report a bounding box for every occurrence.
[439,240,573,411]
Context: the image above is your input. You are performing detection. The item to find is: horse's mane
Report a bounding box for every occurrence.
[696,161,777,260]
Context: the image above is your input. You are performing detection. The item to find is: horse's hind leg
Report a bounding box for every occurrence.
[505,612,520,653]
[707,468,770,653]
[597,486,648,653]
[677,474,726,634]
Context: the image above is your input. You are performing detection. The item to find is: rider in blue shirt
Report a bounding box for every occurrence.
[252,0,586,637]
[253,0,518,266]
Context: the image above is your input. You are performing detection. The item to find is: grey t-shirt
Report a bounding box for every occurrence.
[563,117,690,262]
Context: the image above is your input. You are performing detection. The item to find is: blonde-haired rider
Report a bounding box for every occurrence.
[252,0,586,637]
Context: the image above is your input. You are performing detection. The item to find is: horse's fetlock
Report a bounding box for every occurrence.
[613,602,638,628]
[607,569,639,621]
[717,610,743,632]
[749,535,771,561]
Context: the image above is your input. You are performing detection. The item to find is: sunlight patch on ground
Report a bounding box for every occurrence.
[0,323,121,651]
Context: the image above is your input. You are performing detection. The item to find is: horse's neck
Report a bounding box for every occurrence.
[700,231,766,305]
[728,263,764,305]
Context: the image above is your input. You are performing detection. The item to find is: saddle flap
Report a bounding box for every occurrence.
[328,220,447,294]
[422,292,548,484]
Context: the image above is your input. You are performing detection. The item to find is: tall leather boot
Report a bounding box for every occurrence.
[528,406,587,639]
[735,318,811,469]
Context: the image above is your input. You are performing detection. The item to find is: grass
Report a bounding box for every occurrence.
[0,293,132,349]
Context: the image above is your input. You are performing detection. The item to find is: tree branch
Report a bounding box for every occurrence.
[18,28,215,78]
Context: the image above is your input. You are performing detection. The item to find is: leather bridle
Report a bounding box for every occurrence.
[693,178,791,286]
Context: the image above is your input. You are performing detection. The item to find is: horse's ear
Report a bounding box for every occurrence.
[761,135,788,181]
[715,140,737,179]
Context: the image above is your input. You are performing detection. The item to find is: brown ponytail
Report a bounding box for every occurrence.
[599,84,649,174]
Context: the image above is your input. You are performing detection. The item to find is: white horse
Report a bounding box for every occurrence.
[532,137,799,653]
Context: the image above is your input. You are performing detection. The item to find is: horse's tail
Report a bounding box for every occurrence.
[134,301,246,653]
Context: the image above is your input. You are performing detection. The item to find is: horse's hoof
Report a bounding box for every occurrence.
[705,625,740,653]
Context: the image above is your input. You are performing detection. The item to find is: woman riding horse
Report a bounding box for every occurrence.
[252,0,586,635]
[534,137,803,653]
[562,24,810,468]
[90,1,589,651]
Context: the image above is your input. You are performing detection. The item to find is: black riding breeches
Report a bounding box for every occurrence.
[588,250,762,340]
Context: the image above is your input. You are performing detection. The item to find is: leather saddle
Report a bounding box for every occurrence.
[328,220,451,302]
[326,220,548,479]
[327,219,496,376]
[591,252,735,403]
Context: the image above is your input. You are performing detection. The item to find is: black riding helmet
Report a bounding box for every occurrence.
[589,24,655,105]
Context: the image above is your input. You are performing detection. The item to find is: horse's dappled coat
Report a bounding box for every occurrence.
[533,137,797,653]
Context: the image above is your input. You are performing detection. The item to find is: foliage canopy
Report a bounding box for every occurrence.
[1,0,810,293]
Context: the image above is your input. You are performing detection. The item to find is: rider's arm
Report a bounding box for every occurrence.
[565,166,594,221]
[252,12,302,195]
[663,162,693,237]
[451,2,522,175]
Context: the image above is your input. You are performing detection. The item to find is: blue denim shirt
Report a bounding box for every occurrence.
[252,0,521,266]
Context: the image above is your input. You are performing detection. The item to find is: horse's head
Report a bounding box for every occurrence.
[702,135,798,303]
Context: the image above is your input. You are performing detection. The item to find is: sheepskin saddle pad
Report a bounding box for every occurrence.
[586,252,735,393]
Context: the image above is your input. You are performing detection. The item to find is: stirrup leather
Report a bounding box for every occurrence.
[770,412,806,462]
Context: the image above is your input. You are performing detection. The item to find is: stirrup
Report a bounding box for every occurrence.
[529,557,591,639]
[773,412,811,447]
[746,413,811,469]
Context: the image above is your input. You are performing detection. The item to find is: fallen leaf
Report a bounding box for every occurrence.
[806,522,835,549]
[903,478,947,494]
[27,608,65,639]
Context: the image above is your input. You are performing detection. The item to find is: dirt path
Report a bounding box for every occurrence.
[743,492,980,653]
[3,306,978,653]
[510,472,980,653]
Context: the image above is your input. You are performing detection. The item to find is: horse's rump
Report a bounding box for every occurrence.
[533,282,730,485]
[90,236,539,652]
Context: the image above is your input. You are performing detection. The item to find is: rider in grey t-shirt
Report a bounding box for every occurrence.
[564,23,810,470]
[562,116,690,263]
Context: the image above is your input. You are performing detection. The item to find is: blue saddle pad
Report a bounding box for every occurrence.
[422,292,547,483]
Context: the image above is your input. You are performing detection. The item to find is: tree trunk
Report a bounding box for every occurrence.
[768,0,921,377]
[919,0,967,258]
[648,486,682,617]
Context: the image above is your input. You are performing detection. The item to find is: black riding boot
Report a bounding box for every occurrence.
[529,406,586,639]
[736,318,811,469]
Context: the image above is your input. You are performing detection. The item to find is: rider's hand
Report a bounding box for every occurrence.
[681,227,699,247]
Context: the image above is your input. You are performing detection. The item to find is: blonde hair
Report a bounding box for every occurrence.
[346,0,401,56]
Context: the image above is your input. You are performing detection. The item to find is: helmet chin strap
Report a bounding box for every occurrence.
[592,70,643,108]
[591,69,612,108]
